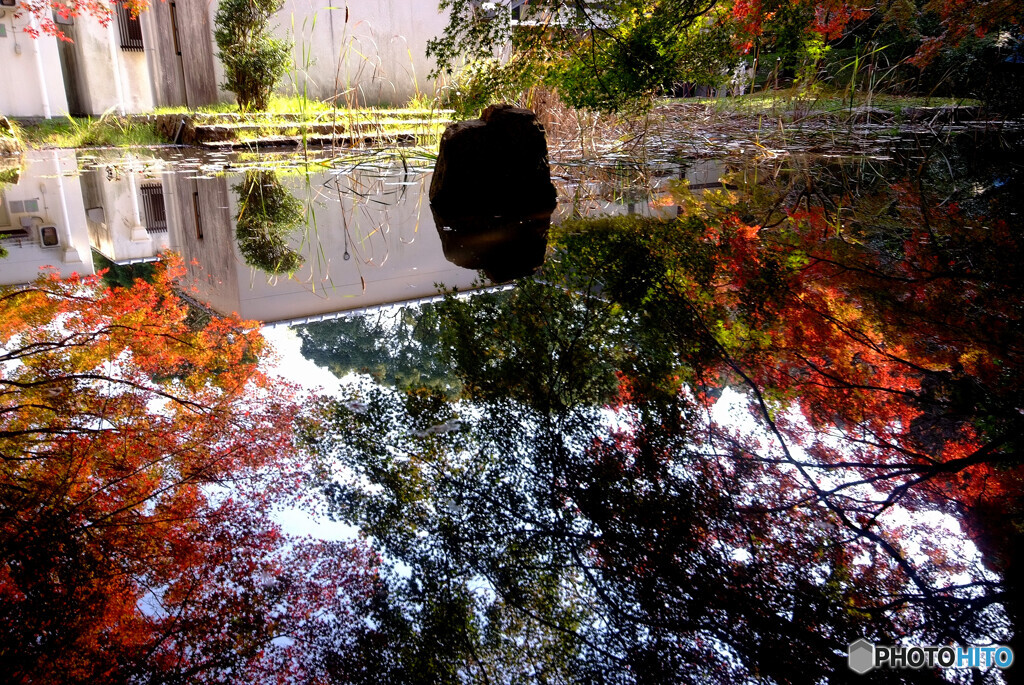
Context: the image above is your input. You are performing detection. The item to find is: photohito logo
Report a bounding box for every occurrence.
[848,639,1014,673]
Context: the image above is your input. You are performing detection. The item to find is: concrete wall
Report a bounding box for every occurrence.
[0,7,152,118]
[209,0,450,108]
[168,166,480,323]
[0,10,69,118]
[69,16,154,115]
[166,172,240,316]
[80,161,170,263]
[0,151,94,286]
[1,1,448,116]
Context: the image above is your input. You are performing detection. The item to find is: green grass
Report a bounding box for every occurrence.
[155,94,451,122]
[12,114,162,149]
[703,87,982,119]
[11,109,447,149]
[10,94,453,149]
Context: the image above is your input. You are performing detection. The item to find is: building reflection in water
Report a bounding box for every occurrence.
[1,151,93,285]
[2,150,730,324]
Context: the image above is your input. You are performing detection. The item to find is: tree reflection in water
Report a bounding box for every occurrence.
[234,170,306,276]
[302,131,1023,683]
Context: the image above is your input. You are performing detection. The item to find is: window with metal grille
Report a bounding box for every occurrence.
[140,184,167,233]
[116,2,144,51]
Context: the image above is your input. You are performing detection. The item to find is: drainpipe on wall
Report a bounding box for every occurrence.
[52,151,83,264]
[138,11,161,109]
[29,15,52,119]
[107,14,128,115]
[125,160,149,243]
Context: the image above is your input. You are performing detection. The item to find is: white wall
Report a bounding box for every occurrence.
[0,7,152,118]
[71,16,155,115]
[211,0,450,108]
[0,151,94,286]
[1,1,448,116]
[170,167,481,323]
[0,10,69,118]
[83,161,169,263]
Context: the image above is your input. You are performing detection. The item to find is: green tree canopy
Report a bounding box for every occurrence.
[296,304,461,397]
[234,170,305,276]
[215,0,293,112]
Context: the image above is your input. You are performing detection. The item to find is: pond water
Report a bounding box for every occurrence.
[290,127,1022,680]
[1,124,1021,680]
[0,146,727,323]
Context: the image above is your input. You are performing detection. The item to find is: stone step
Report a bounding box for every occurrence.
[147,112,452,146]
[198,129,428,150]
[193,119,447,141]
[188,109,454,123]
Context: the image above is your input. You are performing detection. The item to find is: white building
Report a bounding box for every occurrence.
[166,166,482,324]
[0,150,94,285]
[80,157,171,265]
[0,0,449,119]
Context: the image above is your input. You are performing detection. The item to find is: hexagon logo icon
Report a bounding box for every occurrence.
[848,639,875,674]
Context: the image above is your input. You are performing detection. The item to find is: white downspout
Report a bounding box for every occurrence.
[124,159,149,243]
[29,15,52,119]
[106,11,128,115]
[52,151,83,264]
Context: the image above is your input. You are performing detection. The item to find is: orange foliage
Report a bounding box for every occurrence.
[0,255,377,683]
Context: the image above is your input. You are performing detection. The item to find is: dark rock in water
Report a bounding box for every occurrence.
[429,104,557,281]
[429,104,557,217]
[433,207,551,284]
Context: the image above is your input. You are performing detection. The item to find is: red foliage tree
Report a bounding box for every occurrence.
[661,155,1024,650]
[15,0,150,40]
[0,256,378,683]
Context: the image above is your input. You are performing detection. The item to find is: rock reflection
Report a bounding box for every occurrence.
[431,208,551,283]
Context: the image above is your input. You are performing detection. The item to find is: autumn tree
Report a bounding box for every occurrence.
[698,132,1024,660]
[305,285,923,682]
[431,0,728,111]
[0,256,379,683]
[432,0,1021,111]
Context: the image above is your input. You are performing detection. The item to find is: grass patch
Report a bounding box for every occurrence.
[13,114,162,149]
[704,87,982,118]
[12,96,453,149]
[156,94,451,123]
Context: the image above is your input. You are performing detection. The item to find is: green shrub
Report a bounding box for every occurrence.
[234,171,305,275]
[214,0,292,112]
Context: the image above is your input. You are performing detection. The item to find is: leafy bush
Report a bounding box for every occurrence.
[214,0,292,112]
[440,58,540,119]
